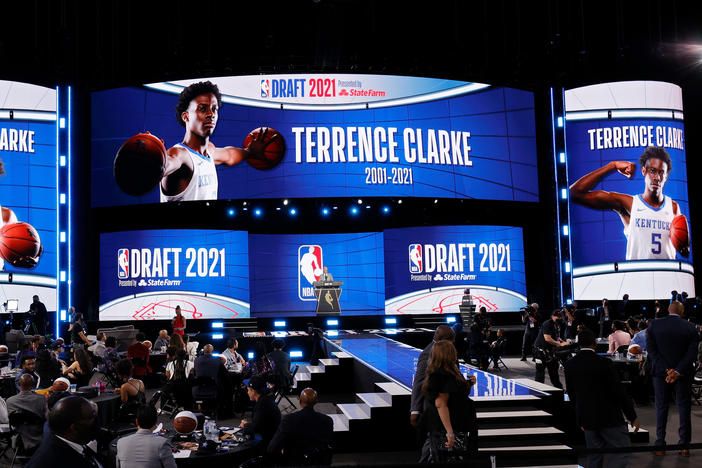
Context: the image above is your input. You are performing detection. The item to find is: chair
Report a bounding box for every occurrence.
[191,376,217,417]
[150,390,179,417]
[8,410,44,466]
[274,365,299,410]
[692,363,702,406]
[490,339,508,371]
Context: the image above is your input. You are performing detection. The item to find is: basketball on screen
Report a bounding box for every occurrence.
[242,127,286,170]
[0,222,42,268]
[114,132,167,196]
[670,214,690,257]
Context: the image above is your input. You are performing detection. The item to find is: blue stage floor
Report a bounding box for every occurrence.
[329,334,546,397]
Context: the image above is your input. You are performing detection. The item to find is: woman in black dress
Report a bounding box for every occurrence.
[421,340,478,460]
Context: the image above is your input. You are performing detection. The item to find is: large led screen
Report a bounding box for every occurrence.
[565,81,693,300]
[384,225,526,314]
[91,74,538,206]
[0,81,57,312]
[249,232,384,316]
[99,230,249,320]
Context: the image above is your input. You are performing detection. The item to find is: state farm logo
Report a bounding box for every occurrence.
[339,89,349,96]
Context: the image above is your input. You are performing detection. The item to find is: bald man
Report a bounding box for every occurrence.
[6,374,47,450]
[267,388,333,461]
[646,301,700,456]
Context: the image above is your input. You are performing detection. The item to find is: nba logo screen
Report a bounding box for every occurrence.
[117,249,129,278]
[409,244,422,273]
[298,245,323,301]
[260,79,270,98]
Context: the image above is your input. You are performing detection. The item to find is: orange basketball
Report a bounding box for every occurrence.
[242,127,286,170]
[113,132,167,196]
[670,215,690,256]
[173,410,198,434]
[0,222,42,268]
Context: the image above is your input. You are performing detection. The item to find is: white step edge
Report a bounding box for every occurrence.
[375,381,411,396]
[294,372,311,381]
[331,351,353,359]
[479,444,572,452]
[472,395,541,402]
[305,365,325,374]
[337,403,371,420]
[319,358,339,367]
[357,392,393,408]
[503,465,582,468]
[478,427,563,437]
[476,410,550,419]
[328,413,349,432]
[513,378,564,392]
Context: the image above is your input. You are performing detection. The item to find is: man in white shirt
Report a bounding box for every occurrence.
[88,332,107,358]
[221,338,246,373]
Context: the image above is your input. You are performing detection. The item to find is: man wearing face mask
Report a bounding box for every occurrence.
[533,309,571,388]
[25,396,103,468]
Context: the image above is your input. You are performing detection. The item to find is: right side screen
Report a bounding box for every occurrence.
[565,81,694,300]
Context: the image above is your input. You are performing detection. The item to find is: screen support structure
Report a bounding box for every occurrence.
[551,87,573,305]
[56,85,71,339]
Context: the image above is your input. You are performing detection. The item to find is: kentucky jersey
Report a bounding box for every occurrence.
[160,143,218,202]
[625,195,676,260]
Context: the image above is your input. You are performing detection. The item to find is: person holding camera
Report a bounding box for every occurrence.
[533,309,570,388]
[520,303,540,361]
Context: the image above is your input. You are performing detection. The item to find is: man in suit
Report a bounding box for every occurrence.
[25,396,103,468]
[596,299,612,338]
[7,374,47,452]
[617,294,631,321]
[267,339,292,390]
[268,387,333,462]
[116,405,176,468]
[319,266,333,282]
[565,329,639,468]
[646,300,700,457]
[240,375,281,448]
[409,325,455,462]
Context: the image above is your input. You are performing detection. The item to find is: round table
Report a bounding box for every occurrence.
[90,392,122,428]
[110,429,260,466]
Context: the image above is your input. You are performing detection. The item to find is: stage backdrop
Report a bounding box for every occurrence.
[565,81,693,300]
[91,74,538,205]
[0,80,57,312]
[384,225,526,314]
[99,229,250,320]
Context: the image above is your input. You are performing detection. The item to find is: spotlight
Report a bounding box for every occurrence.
[326,319,339,327]
[322,208,329,216]
[333,206,338,210]
[357,199,363,204]
[212,333,224,340]
[227,208,236,217]
[382,206,390,213]
[243,201,247,206]
[276,207,281,211]
[385,317,397,325]
[274,320,286,328]
[365,205,371,209]
[350,207,359,215]
[283,199,289,206]
[212,322,224,329]
[289,350,303,358]
[289,208,297,216]
[446,316,457,323]
[327,330,339,337]
[247,352,255,359]
[397,199,402,204]
[434,199,438,204]
[254,208,262,217]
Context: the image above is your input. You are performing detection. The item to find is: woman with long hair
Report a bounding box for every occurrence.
[170,333,185,351]
[421,340,478,461]
[62,348,94,387]
[115,358,145,405]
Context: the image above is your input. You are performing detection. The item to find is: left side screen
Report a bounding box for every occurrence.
[0,81,57,312]
[99,229,250,320]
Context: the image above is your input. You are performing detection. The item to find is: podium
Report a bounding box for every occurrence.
[313,281,343,316]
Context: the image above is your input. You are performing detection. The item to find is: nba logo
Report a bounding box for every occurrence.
[117,249,129,279]
[409,244,422,273]
[298,245,323,301]
[261,79,270,98]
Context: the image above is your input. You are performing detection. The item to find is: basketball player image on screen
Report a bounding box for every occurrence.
[113,81,286,202]
[569,146,689,260]
[0,158,43,269]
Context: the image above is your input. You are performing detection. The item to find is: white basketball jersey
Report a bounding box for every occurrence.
[0,205,18,270]
[625,195,676,260]
[160,143,218,202]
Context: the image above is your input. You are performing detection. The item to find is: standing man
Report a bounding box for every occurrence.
[267,339,292,390]
[410,325,456,462]
[597,299,612,338]
[520,303,539,361]
[533,309,570,388]
[646,300,700,457]
[565,329,639,468]
[29,295,48,336]
[318,266,333,282]
[172,305,186,337]
[116,405,177,468]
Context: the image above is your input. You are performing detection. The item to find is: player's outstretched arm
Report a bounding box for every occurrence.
[211,127,280,166]
[569,161,634,212]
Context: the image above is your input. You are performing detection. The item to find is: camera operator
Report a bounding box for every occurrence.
[533,309,571,388]
[520,303,540,361]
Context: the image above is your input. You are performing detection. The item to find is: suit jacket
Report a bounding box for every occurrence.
[646,314,700,377]
[116,428,177,468]
[25,433,103,468]
[194,354,226,383]
[564,349,636,430]
[267,350,292,386]
[410,342,432,414]
[244,393,281,446]
[267,406,333,456]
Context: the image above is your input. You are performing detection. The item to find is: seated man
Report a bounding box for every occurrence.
[116,405,177,468]
[153,330,170,352]
[222,338,246,373]
[0,344,11,368]
[127,332,151,377]
[240,375,281,447]
[88,332,107,358]
[15,355,40,392]
[266,339,292,390]
[7,374,47,452]
[268,388,333,463]
[193,344,227,396]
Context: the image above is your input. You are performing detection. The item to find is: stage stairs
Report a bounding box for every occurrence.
[290,351,580,467]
